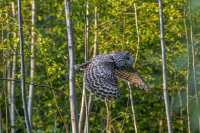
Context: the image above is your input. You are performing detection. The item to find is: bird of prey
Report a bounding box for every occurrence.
[78,51,149,100]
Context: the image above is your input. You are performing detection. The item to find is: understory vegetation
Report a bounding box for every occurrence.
[0,0,200,132]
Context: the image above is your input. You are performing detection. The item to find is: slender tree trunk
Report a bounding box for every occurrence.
[105,100,111,133]
[1,25,8,133]
[3,37,9,133]
[79,1,89,132]
[83,1,90,132]
[83,95,89,133]
[84,5,98,133]
[183,9,191,133]
[93,6,98,57]
[178,90,183,132]
[4,59,9,133]
[128,83,138,133]
[5,90,8,133]
[28,0,36,127]
[79,81,87,133]
[133,3,140,66]
[5,16,12,127]
[129,4,139,132]
[188,0,198,104]
[7,57,12,132]
[84,0,89,59]
[10,51,16,133]
[84,95,92,133]
[64,0,78,133]
[7,60,11,113]
[188,0,200,131]
[158,0,173,132]
[10,3,16,133]
[17,0,32,132]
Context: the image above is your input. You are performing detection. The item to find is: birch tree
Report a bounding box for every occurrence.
[6,57,11,125]
[5,11,12,133]
[128,83,138,133]
[84,6,98,133]
[184,8,191,133]
[10,2,16,133]
[17,0,32,132]
[158,0,173,132]
[28,0,36,126]
[64,0,78,133]
[79,1,89,132]
[188,0,200,131]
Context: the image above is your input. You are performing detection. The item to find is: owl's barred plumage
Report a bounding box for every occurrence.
[114,69,148,90]
[85,52,149,100]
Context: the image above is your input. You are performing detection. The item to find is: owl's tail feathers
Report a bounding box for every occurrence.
[74,61,91,71]
[114,69,149,91]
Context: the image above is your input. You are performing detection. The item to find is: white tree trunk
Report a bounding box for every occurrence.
[183,9,191,133]
[188,0,200,131]
[128,83,138,133]
[79,1,89,132]
[93,6,98,57]
[10,52,16,133]
[64,0,78,133]
[158,0,173,132]
[133,3,140,66]
[10,3,16,133]
[17,0,32,132]
[28,0,36,127]
[6,60,12,133]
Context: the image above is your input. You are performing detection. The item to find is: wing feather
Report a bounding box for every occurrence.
[114,69,149,91]
[85,57,119,99]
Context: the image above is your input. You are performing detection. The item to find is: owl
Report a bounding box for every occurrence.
[81,51,148,100]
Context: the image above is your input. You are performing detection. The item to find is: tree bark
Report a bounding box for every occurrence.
[79,1,89,132]
[10,2,16,133]
[17,0,32,132]
[28,0,36,127]
[128,83,138,133]
[83,5,98,133]
[178,90,183,132]
[93,6,98,57]
[10,50,16,133]
[188,0,200,131]
[158,0,173,132]
[105,100,111,133]
[133,3,140,66]
[183,9,191,133]
[64,0,78,133]
[6,60,11,126]
[6,60,11,133]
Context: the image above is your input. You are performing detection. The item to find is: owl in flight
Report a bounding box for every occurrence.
[80,51,149,100]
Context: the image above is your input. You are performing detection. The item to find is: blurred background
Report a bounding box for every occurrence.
[0,0,200,132]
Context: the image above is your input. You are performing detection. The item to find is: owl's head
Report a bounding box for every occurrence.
[111,51,134,69]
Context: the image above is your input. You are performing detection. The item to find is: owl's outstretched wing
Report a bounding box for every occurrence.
[85,60,119,99]
[114,69,149,91]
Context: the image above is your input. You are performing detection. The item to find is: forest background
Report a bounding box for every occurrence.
[1,0,200,132]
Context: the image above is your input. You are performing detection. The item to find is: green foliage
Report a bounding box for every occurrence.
[0,0,200,132]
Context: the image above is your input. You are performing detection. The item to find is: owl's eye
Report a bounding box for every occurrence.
[125,56,130,60]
